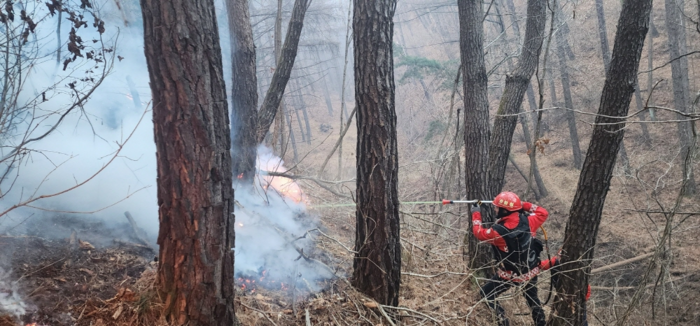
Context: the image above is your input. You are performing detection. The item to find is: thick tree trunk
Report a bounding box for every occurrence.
[548,1,652,325]
[257,0,310,143]
[488,0,546,198]
[595,0,634,174]
[227,0,258,183]
[555,27,583,170]
[458,0,492,270]
[351,0,401,307]
[139,0,235,324]
[664,0,697,195]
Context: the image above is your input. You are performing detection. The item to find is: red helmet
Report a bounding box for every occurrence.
[493,191,522,211]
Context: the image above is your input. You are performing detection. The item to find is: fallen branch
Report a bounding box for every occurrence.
[591,252,654,274]
[377,304,396,326]
[239,302,278,326]
[381,305,441,324]
[591,274,690,291]
[113,239,155,252]
[124,211,154,250]
[305,308,312,326]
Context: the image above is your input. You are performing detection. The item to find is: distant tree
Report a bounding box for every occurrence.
[549,1,652,325]
[488,0,547,199]
[553,7,583,170]
[664,0,697,195]
[140,0,236,324]
[257,0,311,143]
[227,0,259,183]
[352,0,401,307]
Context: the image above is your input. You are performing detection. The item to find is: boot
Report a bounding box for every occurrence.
[532,307,546,326]
[497,316,510,326]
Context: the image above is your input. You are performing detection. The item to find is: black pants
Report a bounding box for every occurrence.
[480,274,546,326]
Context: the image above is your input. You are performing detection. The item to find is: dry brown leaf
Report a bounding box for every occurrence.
[79,240,95,250]
[363,301,378,308]
[79,268,94,275]
[282,309,293,314]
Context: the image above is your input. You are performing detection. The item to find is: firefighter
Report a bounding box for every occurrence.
[471,191,548,326]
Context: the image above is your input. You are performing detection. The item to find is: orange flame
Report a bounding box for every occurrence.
[259,174,307,204]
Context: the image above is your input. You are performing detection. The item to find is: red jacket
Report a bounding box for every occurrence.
[472,202,548,253]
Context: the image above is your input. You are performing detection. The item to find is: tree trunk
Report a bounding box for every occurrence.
[458,0,492,270]
[595,0,633,174]
[293,80,312,144]
[257,0,310,143]
[634,76,652,147]
[595,0,611,72]
[271,0,286,152]
[139,0,236,324]
[555,23,583,170]
[548,1,652,325]
[284,99,299,163]
[488,0,546,198]
[664,0,697,195]
[352,0,401,307]
[502,0,548,198]
[227,0,259,183]
[647,20,657,121]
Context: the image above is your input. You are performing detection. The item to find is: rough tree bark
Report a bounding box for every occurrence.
[664,0,697,195]
[458,0,492,270]
[139,0,235,324]
[351,0,401,307]
[488,0,546,198]
[595,0,642,172]
[548,1,652,325]
[257,0,311,143]
[227,0,258,183]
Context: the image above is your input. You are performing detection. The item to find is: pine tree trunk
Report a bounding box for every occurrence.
[664,0,697,195]
[257,0,310,143]
[352,0,401,307]
[227,0,258,183]
[458,0,492,270]
[549,1,652,325]
[595,0,633,174]
[140,0,236,324]
[488,0,546,198]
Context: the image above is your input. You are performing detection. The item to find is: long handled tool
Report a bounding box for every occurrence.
[441,199,493,205]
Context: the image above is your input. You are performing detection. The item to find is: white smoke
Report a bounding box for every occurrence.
[0,268,26,318]
[234,145,334,292]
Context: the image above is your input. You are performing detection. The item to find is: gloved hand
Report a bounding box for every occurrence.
[470,203,481,215]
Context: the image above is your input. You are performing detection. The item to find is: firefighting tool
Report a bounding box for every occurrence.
[441,199,493,205]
